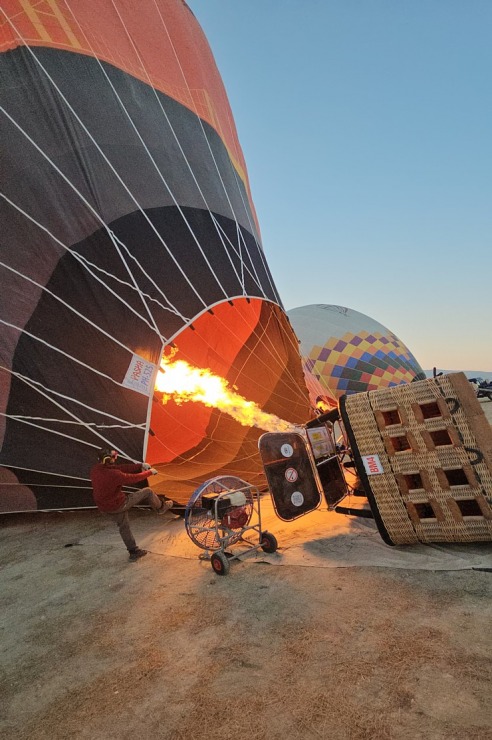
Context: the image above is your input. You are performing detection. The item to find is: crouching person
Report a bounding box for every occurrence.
[91,448,173,562]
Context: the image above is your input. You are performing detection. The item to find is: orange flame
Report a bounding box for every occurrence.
[155,355,297,433]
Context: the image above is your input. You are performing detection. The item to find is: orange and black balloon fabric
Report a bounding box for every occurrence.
[0,0,311,511]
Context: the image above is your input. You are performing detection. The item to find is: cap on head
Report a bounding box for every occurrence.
[98,448,118,464]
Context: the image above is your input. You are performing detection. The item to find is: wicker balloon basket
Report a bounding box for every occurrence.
[339,372,492,545]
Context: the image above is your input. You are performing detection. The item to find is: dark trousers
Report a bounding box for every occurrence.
[109,487,162,551]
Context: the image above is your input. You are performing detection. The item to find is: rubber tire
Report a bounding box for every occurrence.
[260,531,278,554]
[211,551,230,576]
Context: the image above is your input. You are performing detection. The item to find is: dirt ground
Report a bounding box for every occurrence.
[1,402,492,740]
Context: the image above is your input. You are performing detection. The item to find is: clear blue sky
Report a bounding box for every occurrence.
[188,1,491,372]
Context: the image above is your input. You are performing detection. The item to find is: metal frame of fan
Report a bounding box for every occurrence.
[184,475,278,576]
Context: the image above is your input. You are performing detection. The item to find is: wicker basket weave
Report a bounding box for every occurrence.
[340,373,492,545]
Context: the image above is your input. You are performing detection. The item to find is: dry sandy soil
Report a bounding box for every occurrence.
[1,402,491,740]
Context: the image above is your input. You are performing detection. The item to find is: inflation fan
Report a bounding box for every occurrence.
[184,475,278,576]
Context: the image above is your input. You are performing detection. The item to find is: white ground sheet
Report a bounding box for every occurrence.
[83,494,492,572]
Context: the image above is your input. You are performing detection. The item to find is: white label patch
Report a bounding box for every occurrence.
[291,491,304,507]
[280,443,294,458]
[123,354,156,396]
[362,454,384,476]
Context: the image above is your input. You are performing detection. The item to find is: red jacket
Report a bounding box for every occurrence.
[90,462,150,513]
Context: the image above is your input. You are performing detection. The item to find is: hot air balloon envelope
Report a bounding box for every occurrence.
[0,0,310,512]
[288,304,425,408]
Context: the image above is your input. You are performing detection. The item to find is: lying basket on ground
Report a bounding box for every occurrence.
[258,373,492,546]
[339,372,492,545]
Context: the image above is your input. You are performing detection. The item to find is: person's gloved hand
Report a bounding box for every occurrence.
[150,468,158,476]
[141,462,151,471]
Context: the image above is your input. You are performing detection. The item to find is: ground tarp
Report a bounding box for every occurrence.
[82,495,492,571]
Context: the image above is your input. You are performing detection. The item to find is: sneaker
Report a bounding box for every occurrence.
[158,499,174,514]
[128,548,148,562]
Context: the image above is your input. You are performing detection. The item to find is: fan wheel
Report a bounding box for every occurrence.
[185,475,254,552]
[260,531,278,554]
[211,551,230,576]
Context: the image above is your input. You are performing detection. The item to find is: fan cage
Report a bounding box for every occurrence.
[185,475,256,551]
